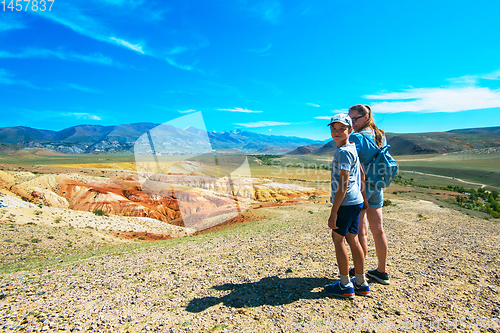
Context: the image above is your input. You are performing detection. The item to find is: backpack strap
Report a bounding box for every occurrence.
[358,132,381,164]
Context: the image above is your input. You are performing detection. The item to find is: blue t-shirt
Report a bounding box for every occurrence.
[330,142,363,206]
[349,128,387,169]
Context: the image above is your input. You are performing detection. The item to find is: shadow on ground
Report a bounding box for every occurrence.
[186,276,339,312]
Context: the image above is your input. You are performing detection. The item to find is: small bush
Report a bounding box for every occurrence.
[93,209,107,216]
[54,217,62,223]
[383,199,393,206]
[30,238,41,243]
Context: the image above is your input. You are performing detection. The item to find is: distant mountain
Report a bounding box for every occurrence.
[299,126,500,156]
[286,144,324,155]
[0,124,322,155]
[1,124,498,156]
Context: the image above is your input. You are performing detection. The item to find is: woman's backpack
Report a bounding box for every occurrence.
[360,133,398,189]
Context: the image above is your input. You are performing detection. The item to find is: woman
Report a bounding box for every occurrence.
[347,104,390,285]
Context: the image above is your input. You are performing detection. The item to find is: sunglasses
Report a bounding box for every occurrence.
[351,115,365,123]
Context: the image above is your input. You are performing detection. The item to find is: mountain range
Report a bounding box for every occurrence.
[0,124,498,156]
[0,124,323,155]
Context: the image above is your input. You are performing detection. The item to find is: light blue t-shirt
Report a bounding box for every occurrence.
[330,142,363,206]
[349,128,387,169]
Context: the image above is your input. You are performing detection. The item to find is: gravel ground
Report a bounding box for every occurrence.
[1,199,500,332]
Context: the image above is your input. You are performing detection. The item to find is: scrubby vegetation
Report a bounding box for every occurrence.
[393,174,500,218]
[92,209,107,217]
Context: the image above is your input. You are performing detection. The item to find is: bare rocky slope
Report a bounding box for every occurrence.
[1,199,499,332]
[0,170,326,231]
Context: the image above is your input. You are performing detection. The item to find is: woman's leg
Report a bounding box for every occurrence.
[366,207,388,273]
[357,210,368,258]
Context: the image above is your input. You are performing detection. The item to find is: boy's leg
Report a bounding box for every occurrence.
[331,231,349,277]
[346,233,364,275]
[366,207,388,273]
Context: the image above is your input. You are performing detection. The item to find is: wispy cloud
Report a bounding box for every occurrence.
[31,3,207,71]
[0,18,26,31]
[234,121,290,128]
[0,48,121,67]
[314,116,331,120]
[365,87,500,113]
[0,68,39,89]
[218,107,263,113]
[165,57,196,71]
[110,37,144,54]
[252,1,282,24]
[65,83,100,93]
[100,0,146,6]
[307,103,320,107]
[178,109,197,114]
[62,112,101,121]
[249,44,272,53]
[448,68,500,85]
[33,4,147,57]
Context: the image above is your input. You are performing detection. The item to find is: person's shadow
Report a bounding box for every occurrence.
[186,276,339,313]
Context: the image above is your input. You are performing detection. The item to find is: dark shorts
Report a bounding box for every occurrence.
[333,203,363,236]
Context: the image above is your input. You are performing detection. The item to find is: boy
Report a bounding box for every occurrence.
[325,114,370,298]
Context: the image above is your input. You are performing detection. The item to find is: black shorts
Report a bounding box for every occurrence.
[333,203,363,236]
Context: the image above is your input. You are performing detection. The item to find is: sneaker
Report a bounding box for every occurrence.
[348,267,355,277]
[324,280,355,299]
[350,277,371,297]
[366,269,390,285]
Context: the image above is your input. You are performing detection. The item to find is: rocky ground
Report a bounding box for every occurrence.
[1,199,500,332]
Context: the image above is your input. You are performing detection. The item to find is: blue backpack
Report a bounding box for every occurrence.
[360,133,398,189]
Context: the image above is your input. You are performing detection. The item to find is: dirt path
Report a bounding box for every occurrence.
[404,170,487,188]
[1,199,499,332]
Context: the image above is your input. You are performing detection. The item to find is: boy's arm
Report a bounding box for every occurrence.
[359,160,368,210]
[328,169,349,229]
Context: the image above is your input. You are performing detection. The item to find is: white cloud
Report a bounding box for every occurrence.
[110,37,144,54]
[364,87,500,113]
[0,18,25,31]
[178,109,197,114]
[66,83,100,93]
[0,68,39,89]
[314,116,331,120]
[33,5,147,56]
[448,68,500,85]
[217,107,263,113]
[63,112,101,120]
[31,3,207,71]
[100,0,145,6]
[234,121,290,128]
[251,1,282,24]
[306,103,320,107]
[165,57,195,71]
[0,48,120,67]
[249,44,272,53]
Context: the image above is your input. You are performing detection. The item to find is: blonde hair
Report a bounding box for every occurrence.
[349,104,385,148]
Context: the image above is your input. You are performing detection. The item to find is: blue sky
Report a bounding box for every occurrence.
[1,0,500,140]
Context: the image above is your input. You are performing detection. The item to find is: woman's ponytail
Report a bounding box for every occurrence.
[349,104,385,148]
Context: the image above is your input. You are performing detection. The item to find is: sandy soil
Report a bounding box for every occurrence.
[0,199,499,332]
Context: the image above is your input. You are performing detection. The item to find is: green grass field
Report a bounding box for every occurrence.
[2,148,499,190]
[396,153,500,189]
